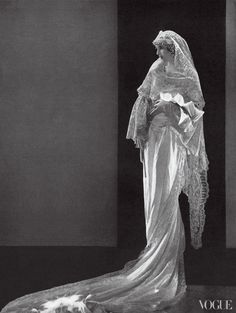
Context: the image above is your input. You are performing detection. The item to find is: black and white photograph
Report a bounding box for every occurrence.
[0,0,235,312]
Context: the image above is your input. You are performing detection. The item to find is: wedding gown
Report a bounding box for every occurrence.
[1,30,209,313]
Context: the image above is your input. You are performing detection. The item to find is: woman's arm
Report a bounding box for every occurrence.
[148,99,180,121]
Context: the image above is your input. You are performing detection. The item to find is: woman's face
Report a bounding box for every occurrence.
[156,46,174,64]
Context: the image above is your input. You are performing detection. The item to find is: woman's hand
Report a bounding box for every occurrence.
[150,100,182,119]
[153,99,170,111]
[148,100,171,120]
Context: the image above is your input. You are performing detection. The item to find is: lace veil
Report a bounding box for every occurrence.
[126,30,209,249]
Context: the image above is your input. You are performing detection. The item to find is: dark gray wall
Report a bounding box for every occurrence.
[226,0,236,248]
[0,0,117,245]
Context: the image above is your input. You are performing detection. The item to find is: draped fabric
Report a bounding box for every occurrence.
[1,30,209,313]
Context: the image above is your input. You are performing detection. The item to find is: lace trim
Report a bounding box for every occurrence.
[183,158,209,249]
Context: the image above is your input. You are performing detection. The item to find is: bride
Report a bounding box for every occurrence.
[1,30,209,313]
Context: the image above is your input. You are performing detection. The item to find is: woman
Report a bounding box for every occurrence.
[1,30,209,313]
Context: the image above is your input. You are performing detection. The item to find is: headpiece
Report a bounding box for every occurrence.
[153,35,175,55]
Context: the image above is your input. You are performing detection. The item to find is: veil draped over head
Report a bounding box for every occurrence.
[126,30,209,249]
